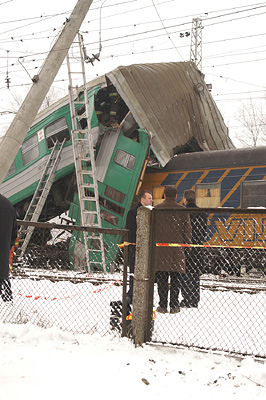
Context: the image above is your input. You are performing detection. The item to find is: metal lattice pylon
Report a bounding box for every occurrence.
[190,18,203,71]
[66,33,106,273]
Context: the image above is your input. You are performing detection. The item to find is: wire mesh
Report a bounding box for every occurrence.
[0,221,126,336]
[151,208,266,358]
[1,209,266,358]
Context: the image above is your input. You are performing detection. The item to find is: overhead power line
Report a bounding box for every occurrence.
[0,2,265,46]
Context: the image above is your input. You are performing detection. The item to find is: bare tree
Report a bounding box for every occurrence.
[235,98,266,147]
[0,86,67,137]
[39,86,67,111]
[7,85,67,116]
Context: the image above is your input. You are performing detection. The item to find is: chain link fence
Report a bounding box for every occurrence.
[1,208,266,359]
[147,208,266,358]
[0,219,128,336]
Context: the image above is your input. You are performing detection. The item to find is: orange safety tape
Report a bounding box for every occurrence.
[156,243,266,250]
[126,310,156,321]
[120,242,266,250]
[118,242,136,248]
[17,292,81,301]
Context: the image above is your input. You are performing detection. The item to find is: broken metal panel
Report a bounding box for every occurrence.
[107,62,234,166]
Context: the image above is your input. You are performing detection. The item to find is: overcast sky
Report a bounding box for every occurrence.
[0,0,266,146]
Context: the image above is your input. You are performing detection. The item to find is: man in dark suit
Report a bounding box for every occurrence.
[154,186,192,313]
[0,193,18,302]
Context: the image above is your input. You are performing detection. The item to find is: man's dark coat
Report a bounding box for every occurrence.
[154,199,192,273]
[125,202,142,244]
[185,201,207,267]
[0,194,18,279]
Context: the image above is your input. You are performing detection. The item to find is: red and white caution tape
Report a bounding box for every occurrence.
[156,243,266,249]
[17,281,117,301]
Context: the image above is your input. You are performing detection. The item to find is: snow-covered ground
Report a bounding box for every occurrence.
[1,273,265,358]
[1,321,266,400]
[1,271,266,399]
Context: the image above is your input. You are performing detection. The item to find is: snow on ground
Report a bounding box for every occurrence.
[1,275,266,357]
[1,271,266,399]
[0,321,266,400]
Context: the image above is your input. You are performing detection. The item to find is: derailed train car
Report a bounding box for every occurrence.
[141,147,266,275]
[0,62,234,271]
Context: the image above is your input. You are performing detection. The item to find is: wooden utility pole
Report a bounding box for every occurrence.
[0,0,93,186]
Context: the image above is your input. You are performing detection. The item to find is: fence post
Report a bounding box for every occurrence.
[132,206,154,346]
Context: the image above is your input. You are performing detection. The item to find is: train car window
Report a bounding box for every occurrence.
[45,117,71,149]
[99,196,125,217]
[104,186,125,204]
[195,182,221,207]
[21,134,39,166]
[5,161,16,178]
[242,180,266,208]
[100,209,119,226]
[114,149,136,170]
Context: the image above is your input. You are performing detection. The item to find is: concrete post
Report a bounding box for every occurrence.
[0,0,93,186]
[132,206,154,346]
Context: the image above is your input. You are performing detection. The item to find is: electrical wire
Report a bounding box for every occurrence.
[0,1,266,98]
[206,73,266,89]
[0,2,264,46]
[151,0,184,60]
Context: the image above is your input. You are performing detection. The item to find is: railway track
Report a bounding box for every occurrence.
[12,267,266,293]
[200,273,266,294]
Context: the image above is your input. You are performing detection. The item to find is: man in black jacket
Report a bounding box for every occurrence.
[125,190,153,303]
[0,193,18,302]
[181,189,207,308]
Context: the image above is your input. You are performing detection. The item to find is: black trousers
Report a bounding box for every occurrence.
[156,271,182,308]
[182,253,200,305]
[0,278,13,302]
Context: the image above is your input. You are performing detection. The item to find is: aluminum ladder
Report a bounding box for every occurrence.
[18,139,65,255]
[66,33,106,273]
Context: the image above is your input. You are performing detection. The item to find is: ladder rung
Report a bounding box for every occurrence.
[81,196,97,202]
[80,182,94,186]
[79,159,92,163]
[72,129,91,134]
[72,101,85,105]
[72,138,90,142]
[90,261,105,264]
[69,71,84,75]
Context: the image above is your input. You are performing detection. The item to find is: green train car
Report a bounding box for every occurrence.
[1,61,236,272]
[1,78,150,272]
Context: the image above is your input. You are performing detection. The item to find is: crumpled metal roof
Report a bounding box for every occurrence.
[106,62,234,166]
